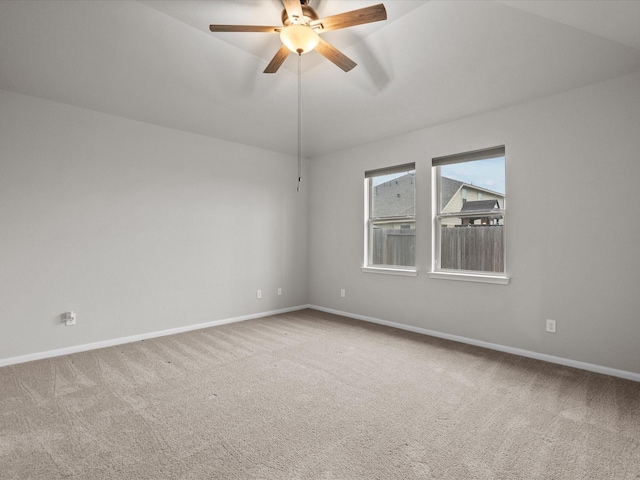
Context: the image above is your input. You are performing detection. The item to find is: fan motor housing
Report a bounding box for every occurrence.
[281,5,319,26]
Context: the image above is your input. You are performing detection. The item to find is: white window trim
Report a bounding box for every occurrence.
[364,164,416,273]
[428,270,509,284]
[361,266,418,277]
[430,146,507,283]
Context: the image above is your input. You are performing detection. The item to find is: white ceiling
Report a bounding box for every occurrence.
[1,0,639,158]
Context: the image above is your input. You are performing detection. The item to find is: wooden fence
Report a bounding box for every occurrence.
[440,225,504,272]
[372,226,504,272]
[372,228,415,266]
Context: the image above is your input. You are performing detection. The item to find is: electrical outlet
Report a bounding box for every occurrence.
[64,311,76,326]
[277,288,282,296]
[340,289,346,298]
[546,319,556,333]
[257,290,262,299]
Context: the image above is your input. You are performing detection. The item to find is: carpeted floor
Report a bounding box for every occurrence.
[1,309,639,479]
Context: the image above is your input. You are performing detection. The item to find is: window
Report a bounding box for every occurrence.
[364,163,416,274]
[431,146,507,283]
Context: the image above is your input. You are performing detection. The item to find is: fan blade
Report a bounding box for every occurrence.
[311,4,387,32]
[210,25,280,33]
[264,44,291,74]
[282,0,303,23]
[315,37,356,72]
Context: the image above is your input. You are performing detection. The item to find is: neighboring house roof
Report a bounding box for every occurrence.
[441,177,504,212]
[441,177,464,208]
[372,172,415,218]
[460,199,501,211]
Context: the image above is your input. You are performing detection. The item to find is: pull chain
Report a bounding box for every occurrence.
[297,52,302,192]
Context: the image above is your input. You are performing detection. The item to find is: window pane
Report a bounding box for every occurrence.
[367,167,415,268]
[435,154,505,274]
[440,225,504,272]
[371,222,415,266]
[439,157,504,213]
[371,170,415,218]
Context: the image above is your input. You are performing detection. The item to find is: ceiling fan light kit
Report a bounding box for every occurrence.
[209,1,387,73]
[280,24,319,54]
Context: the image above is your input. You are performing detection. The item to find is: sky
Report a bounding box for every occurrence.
[441,157,505,194]
[371,157,505,195]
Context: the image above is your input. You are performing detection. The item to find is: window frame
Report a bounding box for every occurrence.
[430,147,509,284]
[363,163,417,276]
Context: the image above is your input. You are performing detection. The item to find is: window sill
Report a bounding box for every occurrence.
[361,266,418,277]
[429,271,509,284]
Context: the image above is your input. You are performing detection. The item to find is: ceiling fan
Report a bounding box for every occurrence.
[209,0,387,73]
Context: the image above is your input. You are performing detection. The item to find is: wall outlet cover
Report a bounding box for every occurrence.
[64,311,76,326]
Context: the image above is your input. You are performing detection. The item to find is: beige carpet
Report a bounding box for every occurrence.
[1,309,639,479]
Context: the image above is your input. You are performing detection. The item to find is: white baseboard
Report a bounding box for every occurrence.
[0,305,309,368]
[309,305,640,383]
[4,304,638,383]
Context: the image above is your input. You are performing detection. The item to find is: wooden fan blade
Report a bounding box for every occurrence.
[282,0,303,23]
[264,44,291,74]
[315,37,356,72]
[209,25,280,33]
[311,4,387,32]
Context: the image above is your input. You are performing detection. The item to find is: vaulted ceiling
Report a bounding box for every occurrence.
[1,1,639,158]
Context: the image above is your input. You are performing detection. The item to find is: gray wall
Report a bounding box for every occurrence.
[3,71,640,375]
[308,72,640,374]
[0,90,308,360]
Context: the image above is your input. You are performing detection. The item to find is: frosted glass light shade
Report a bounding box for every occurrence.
[280,24,319,54]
